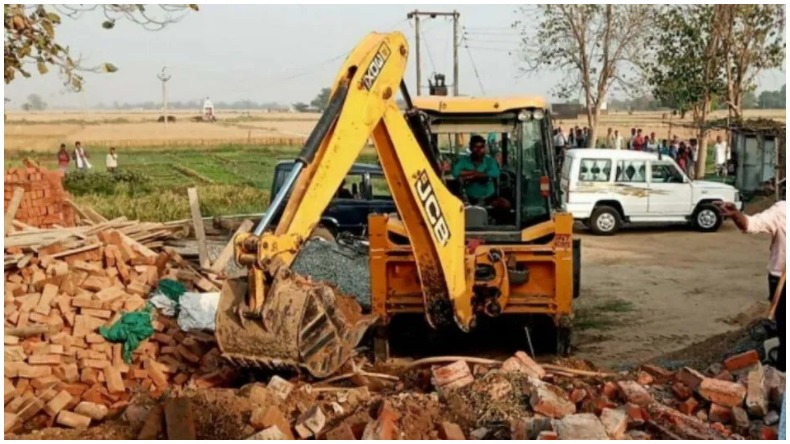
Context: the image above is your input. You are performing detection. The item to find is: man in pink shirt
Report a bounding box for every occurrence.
[718,199,786,371]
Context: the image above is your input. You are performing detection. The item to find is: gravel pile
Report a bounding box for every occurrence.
[292,238,372,310]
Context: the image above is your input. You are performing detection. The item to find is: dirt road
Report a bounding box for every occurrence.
[573,221,772,369]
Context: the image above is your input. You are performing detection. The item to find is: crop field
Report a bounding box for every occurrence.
[4,108,784,222]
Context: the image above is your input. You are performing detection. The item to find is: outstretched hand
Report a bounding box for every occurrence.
[714,201,738,217]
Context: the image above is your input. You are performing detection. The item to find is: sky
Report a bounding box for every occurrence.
[4,4,787,109]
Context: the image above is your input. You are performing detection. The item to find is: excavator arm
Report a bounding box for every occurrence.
[216,32,473,377]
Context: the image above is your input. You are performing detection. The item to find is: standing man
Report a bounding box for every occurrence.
[717,199,786,372]
[714,135,730,177]
[106,147,119,173]
[553,127,567,149]
[605,128,615,149]
[627,128,637,150]
[613,130,623,150]
[645,132,659,153]
[688,139,699,179]
[452,135,500,205]
[57,143,70,174]
[73,141,92,170]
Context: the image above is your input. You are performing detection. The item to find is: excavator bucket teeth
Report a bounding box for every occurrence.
[215,270,377,378]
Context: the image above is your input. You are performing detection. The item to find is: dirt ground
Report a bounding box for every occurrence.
[573,220,772,369]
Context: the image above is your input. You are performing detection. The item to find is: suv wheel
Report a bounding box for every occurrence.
[590,206,621,235]
[693,203,723,232]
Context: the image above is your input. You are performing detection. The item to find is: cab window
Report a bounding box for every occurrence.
[578,159,612,182]
[370,174,391,200]
[518,119,550,223]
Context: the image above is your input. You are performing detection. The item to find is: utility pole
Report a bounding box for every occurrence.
[406,10,460,97]
[157,66,171,128]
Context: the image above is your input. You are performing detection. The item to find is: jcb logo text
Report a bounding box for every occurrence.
[414,170,451,246]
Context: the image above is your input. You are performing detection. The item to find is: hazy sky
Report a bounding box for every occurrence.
[4,4,786,109]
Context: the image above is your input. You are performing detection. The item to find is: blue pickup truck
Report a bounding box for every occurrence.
[268,160,397,238]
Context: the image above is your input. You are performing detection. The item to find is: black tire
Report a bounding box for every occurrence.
[572,239,581,299]
[692,203,723,232]
[589,205,621,235]
[310,226,336,242]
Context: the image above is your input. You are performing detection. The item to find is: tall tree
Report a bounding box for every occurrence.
[647,5,727,178]
[310,88,331,112]
[22,93,45,110]
[717,5,785,118]
[513,5,651,148]
[4,4,197,91]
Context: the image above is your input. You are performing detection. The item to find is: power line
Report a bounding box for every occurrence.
[461,36,486,95]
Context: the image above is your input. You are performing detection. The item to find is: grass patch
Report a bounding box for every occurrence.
[4,144,383,222]
[575,298,635,331]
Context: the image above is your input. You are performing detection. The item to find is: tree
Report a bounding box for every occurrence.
[647,5,728,178]
[22,93,46,110]
[292,102,310,113]
[758,84,786,109]
[741,89,758,109]
[717,5,785,118]
[310,88,331,112]
[514,5,651,148]
[4,4,197,91]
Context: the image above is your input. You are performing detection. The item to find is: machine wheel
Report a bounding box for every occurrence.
[572,239,581,299]
[556,326,572,357]
[310,226,336,242]
[693,203,723,232]
[590,206,621,235]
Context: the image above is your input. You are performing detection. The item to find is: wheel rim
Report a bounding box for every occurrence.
[697,209,717,229]
[596,213,616,232]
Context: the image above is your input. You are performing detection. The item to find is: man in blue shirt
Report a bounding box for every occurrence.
[452,135,500,205]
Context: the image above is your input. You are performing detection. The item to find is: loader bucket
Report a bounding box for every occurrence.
[215,269,377,378]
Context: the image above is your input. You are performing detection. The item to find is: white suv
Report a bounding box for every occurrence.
[560,149,743,235]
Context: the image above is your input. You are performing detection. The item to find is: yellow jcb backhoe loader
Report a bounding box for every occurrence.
[215,31,579,378]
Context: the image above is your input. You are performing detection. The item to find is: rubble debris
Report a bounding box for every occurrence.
[501,351,546,379]
[698,377,747,407]
[600,407,628,439]
[431,360,474,391]
[164,397,196,440]
[553,413,609,440]
[246,425,287,440]
[526,378,576,418]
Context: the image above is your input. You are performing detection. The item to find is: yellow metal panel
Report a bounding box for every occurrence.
[413,96,547,114]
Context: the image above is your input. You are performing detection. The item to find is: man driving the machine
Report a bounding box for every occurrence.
[452,134,500,206]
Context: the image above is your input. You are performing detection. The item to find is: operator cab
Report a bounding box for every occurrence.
[412,96,561,239]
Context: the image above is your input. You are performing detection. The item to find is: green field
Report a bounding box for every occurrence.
[4,145,380,222]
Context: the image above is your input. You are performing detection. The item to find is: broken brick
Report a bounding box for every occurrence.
[500,351,546,379]
[759,425,778,440]
[731,406,749,434]
[708,403,732,423]
[699,378,746,408]
[432,361,474,390]
[362,417,397,440]
[671,381,692,401]
[438,421,465,440]
[678,398,699,416]
[617,380,652,406]
[675,367,705,391]
[746,365,769,417]
[294,405,326,439]
[537,431,558,440]
[569,388,587,404]
[266,375,294,401]
[723,350,760,373]
[553,413,609,440]
[250,405,294,440]
[714,369,733,382]
[601,381,619,400]
[527,380,576,419]
[639,364,675,383]
[56,410,91,429]
[636,371,654,386]
[325,423,356,440]
[625,403,646,426]
[600,408,628,439]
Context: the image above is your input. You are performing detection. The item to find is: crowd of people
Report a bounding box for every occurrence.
[56,142,118,174]
[553,126,734,179]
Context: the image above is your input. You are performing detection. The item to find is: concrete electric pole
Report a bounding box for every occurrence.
[407,10,460,97]
[157,66,171,127]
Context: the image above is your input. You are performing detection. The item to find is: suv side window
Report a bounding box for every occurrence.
[369,174,391,200]
[616,160,647,183]
[578,159,612,182]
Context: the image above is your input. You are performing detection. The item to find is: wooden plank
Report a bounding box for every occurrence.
[82,206,108,224]
[209,219,253,274]
[66,200,95,226]
[187,187,210,269]
[119,233,157,259]
[4,187,25,235]
[49,243,102,259]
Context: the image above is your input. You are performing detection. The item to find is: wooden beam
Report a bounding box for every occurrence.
[82,206,108,224]
[4,187,25,235]
[209,219,253,274]
[187,187,210,269]
[65,200,94,226]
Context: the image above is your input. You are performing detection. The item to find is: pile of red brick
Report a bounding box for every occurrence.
[4,228,234,434]
[4,165,75,228]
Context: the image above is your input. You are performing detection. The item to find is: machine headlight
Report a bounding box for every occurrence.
[532,109,545,120]
[518,110,529,121]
